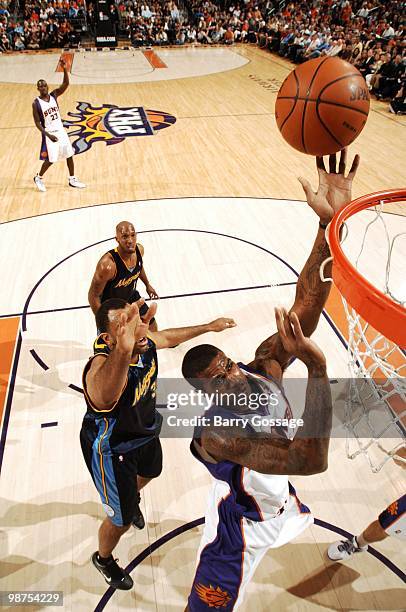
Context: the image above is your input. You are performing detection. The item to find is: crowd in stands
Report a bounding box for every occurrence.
[1,0,404,112]
[114,1,189,46]
[0,0,85,51]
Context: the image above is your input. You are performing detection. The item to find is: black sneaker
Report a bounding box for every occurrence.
[132,494,145,530]
[91,552,133,590]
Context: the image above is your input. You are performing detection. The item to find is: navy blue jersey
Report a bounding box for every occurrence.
[81,335,162,453]
[101,245,143,304]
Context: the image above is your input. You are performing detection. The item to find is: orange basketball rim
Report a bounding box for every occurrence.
[325,189,406,348]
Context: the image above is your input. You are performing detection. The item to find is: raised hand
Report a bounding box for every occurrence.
[141,301,157,325]
[59,58,66,70]
[298,148,360,224]
[275,307,326,369]
[209,317,237,332]
[113,303,148,353]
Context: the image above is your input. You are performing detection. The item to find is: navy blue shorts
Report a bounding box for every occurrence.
[80,431,162,526]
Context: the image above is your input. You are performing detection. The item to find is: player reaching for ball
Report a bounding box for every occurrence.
[32,58,85,192]
[181,149,359,611]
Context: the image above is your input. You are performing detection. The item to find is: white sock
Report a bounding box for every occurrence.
[356,534,368,548]
[69,175,75,180]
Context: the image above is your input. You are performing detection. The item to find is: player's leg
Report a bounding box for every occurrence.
[34,160,52,192]
[39,160,52,176]
[187,482,266,611]
[328,493,406,561]
[80,430,137,589]
[98,518,131,558]
[66,155,86,188]
[132,438,163,530]
[34,130,55,193]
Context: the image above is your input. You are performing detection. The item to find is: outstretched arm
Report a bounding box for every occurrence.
[252,149,360,371]
[53,58,69,97]
[88,254,116,315]
[149,318,236,349]
[202,311,332,475]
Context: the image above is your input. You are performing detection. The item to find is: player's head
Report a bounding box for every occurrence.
[115,221,136,254]
[37,79,48,96]
[96,298,150,354]
[182,344,249,394]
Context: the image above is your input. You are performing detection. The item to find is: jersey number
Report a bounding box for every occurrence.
[50,113,58,120]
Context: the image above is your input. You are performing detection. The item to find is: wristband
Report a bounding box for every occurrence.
[319,221,328,229]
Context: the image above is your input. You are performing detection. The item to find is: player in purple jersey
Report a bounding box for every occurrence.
[32,58,85,192]
[181,149,360,611]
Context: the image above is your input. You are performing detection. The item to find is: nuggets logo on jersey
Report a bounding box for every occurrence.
[63,102,176,155]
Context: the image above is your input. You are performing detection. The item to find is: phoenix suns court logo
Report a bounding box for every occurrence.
[63,102,176,155]
[195,583,232,608]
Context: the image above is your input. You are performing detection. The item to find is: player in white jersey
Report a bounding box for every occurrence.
[32,59,85,192]
[181,149,360,611]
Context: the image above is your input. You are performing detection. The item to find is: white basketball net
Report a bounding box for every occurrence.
[332,201,406,472]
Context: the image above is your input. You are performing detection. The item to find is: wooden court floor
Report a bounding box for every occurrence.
[0,45,405,611]
[0,45,405,221]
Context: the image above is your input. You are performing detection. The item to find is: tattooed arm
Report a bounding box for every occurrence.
[202,311,333,474]
[251,149,360,371]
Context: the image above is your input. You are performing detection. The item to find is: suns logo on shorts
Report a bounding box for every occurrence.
[387,501,399,516]
[195,583,232,608]
[63,102,176,155]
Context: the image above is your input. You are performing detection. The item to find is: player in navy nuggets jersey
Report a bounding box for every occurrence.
[88,221,159,330]
[32,59,85,192]
[80,297,235,590]
[181,150,360,611]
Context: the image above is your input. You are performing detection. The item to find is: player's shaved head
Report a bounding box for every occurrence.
[37,79,49,96]
[116,221,135,236]
[115,221,137,254]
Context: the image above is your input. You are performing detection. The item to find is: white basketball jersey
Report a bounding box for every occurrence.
[193,365,298,520]
[36,94,64,132]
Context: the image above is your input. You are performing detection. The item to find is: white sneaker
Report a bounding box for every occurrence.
[327,536,368,561]
[34,175,46,192]
[69,176,86,189]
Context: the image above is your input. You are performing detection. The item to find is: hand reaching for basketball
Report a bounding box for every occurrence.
[275,307,326,371]
[298,148,360,224]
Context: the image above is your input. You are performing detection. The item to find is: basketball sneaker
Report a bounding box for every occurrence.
[91,552,133,590]
[132,494,145,530]
[34,175,46,192]
[327,536,368,561]
[69,176,86,188]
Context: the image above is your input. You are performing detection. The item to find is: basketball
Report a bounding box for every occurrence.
[275,57,370,156]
